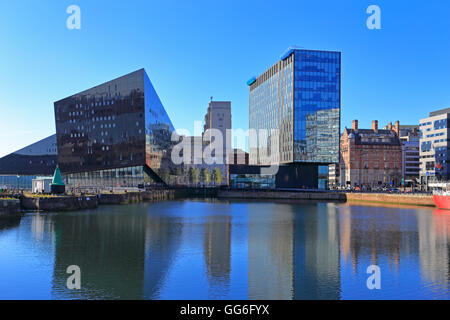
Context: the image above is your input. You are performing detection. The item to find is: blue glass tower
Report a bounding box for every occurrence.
[293,49,341,163]
[248,48,341,188]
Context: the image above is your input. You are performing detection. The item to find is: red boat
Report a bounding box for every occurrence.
[433,192,450,210]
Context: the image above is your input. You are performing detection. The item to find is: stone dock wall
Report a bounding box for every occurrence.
[217,190,346,201]
[20,195,99,211]
[19,189,180,212]
[218,191,435,207]
[0,199,21,218]
[13,190,437,212]
[98,190,177,205]
[344,193,435,207]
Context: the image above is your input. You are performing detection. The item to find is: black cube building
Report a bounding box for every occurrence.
[54,69,177,188]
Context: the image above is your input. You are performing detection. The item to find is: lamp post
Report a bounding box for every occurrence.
[16,174,20,191]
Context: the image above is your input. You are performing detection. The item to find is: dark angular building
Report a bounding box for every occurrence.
[245,48,341,189]
[54,69,177,188]
[0,135,58,189]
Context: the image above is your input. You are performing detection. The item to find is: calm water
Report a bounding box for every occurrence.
[0,200,449,300]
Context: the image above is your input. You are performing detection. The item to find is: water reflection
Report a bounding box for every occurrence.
[293,204,341,300]
[144,211,183,300]
[248,203,294,300]
[418,210,450,294]
[203,215,232,298]
[0,201,449,300]
[0,216,21,231]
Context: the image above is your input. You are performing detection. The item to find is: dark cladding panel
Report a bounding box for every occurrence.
[275,164,319,189]
[54,70,147,174]
[0,135,58,175]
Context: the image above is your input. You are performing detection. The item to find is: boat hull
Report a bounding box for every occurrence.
[433,194,450,210]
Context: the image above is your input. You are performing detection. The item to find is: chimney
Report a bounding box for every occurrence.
[394,121,400,136]
[372,120,379,131]
[387,122,393,130]
[352,120,358,130]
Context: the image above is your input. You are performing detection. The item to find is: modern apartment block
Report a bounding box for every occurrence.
[419,108,450,186]
[247,48,341,189]
[340,120,403,188]
[53,69,178,188]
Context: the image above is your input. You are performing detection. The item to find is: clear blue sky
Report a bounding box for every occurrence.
[0,0,449,157]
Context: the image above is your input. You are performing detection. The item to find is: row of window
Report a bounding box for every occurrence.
[74,100,116,110]
[69,115,117,123]
[426,132,445,138]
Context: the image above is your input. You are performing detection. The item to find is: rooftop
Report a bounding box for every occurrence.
[429,108,450,117]
[344,128,401,146]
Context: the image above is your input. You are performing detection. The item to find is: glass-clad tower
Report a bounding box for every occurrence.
[54,69,178,187]
[249,48,341,166]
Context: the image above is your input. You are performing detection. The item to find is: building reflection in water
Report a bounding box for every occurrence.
[418,209,450,291]
[247,202,341,300]
[50,204,183,300]
[143,211,183,300]
[338,205,418,274]
[293,203,341,300]
[31,214,55,243]
[51,206,147,299]
[203,215,232,298]
[0,216,21,231]
[6,201,448,300]
[337,204,450,298]
[248,203,294,300]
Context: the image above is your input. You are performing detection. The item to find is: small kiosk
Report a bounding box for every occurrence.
[50,166,65,194]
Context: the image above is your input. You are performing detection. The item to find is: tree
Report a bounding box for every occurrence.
[176,167,183,185]
[159,168,170,184]
[194,168,200,186]
[201,168,211,186]
[213,167,223,186]
[188,168,195,185]
[189,167,200,186]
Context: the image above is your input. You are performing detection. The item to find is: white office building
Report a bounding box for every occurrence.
[419,108,450,187]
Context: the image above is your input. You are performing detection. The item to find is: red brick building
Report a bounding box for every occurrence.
[340,120,403,188]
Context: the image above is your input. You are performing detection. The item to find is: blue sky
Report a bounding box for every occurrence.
[0,0,449,157]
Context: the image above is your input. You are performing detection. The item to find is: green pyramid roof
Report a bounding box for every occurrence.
[51,166,65,186]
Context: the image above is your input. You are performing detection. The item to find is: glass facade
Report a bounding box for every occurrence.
[249,55,294,165]
[67,166,146,188]
[0,175,36,190]
[249,49,341,165]
[318,165,329,190]
[144,73,177,176]
[229,174,276,189]
[54,69,177,187]
[293,50,340,163]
